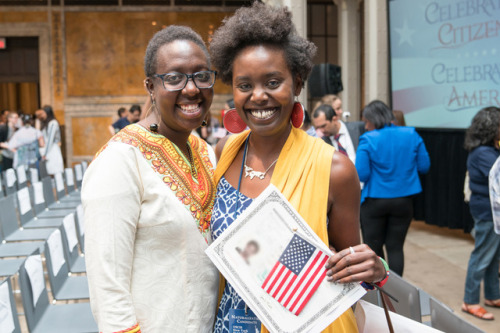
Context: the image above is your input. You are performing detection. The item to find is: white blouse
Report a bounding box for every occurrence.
[82,139,219,333]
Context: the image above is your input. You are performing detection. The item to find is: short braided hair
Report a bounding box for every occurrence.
[144,25,210,77]
[209,2,317,85]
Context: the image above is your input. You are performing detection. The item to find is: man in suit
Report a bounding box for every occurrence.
[317,95,365,163]
[312,104,347,153]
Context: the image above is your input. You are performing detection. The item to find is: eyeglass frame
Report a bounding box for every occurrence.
[152,70,218,92]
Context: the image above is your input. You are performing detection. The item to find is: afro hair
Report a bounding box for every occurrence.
[144,25,210,78]
[209,2,317,85]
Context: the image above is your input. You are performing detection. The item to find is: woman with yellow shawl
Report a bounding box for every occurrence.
[209,3,387,333]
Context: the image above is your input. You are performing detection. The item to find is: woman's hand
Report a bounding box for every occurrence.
[325,244,386,284]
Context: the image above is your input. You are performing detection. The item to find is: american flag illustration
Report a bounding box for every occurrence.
[261,234,329,315]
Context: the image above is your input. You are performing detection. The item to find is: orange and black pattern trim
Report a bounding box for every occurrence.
[101,323,141,333]
[95,124,216,243]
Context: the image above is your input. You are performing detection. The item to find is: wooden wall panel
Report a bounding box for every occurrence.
[72,116,112,156]
[0,12,48,23]
[65,11,232,97]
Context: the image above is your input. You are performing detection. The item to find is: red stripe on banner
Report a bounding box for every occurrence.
[266,264,286,293]
[262,261,281,290]
[272,269,293,298]
[292,255,329,315]
[277,274,298,303]
[283,250,323,308]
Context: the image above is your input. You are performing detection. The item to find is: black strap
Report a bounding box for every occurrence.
[380,292,395,333]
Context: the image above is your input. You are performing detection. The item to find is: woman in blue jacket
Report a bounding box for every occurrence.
[462,107,500,321]
[355,100,430,276]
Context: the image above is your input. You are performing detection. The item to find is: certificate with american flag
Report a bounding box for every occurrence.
[261,234,329,315]
[206,184,366,333]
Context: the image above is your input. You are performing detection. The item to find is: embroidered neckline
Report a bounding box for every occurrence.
[96,124,215,243]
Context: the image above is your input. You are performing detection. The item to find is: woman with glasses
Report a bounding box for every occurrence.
[82,26,219,333]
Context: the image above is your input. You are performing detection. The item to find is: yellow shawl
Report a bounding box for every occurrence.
[214,127,358,333]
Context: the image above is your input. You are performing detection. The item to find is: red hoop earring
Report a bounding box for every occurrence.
[223,108,247,134]
[291,102,305,128]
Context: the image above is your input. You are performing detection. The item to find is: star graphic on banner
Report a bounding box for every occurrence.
[395,20,415,47]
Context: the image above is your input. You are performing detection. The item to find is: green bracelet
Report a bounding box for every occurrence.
[379,257,389,273]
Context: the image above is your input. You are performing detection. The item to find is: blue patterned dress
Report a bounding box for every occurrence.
[211,176,254,333]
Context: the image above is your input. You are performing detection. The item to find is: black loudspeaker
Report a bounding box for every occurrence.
[308,63,343,98]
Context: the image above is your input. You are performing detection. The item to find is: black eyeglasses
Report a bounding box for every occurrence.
[153,70,217,91]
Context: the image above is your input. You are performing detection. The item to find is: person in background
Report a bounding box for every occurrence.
[318,94,364,163]
[356,100,430,277]
[0,114,44,169]
[0,109,8,125]
[108,107,127,135]
[111,104,142,134]
[462,107,500,321]
[312,104,344,155]
[0,111,18,170]
[36,105,64,175]
[393,110,406,126]
[301,109,317,137]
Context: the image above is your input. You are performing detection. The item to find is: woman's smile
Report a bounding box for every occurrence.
[177,102,203,119]
[246,107,280,121]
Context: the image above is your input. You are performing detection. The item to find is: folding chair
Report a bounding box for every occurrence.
[16,166,28,189]
[44,230,89,300]
[81,160,88,173]
[0,278,22,333]
[4,168,17,195]
[74,163,84,189]
[16,187,64,229]
[18,255,98,333]
[383,270,422,322]
[0,220,43,258]
[0,195,56,242]
[361,289,380,306]
[30,182,74,218]
[0,257,26,277]
[54,172,80,203]
[430,297,484,333]
[65,168,80,197]
[28,167,39,184]
[0,172,4,197]
[42,177,79,210]
[74,204,85,252]
[61,213,86,273]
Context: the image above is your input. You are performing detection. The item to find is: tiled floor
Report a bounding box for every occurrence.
[404,221,500,333]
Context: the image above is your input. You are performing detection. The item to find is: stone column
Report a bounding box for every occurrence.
[335,0,362,120]
[262,0,308,105]
[363,0,389,105]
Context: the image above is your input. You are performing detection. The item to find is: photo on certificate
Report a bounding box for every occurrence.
[206,184,366,333]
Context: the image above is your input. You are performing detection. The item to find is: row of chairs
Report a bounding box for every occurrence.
[0,161,87,198]
[0,163,98,332]
[362,271,485,332]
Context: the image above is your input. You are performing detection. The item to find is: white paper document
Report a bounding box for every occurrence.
[63,214,79,251]
[16,166,27,184]
[65,168,74,187]
[206,185,366,333]
[24,255,45,307]
[76,205,85,236]
[33,182,45,206]
[17,187,32,216]
[47,230,66,276]
[5,169,16,188]
[55,173,65,193]
[0,282,15,333]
